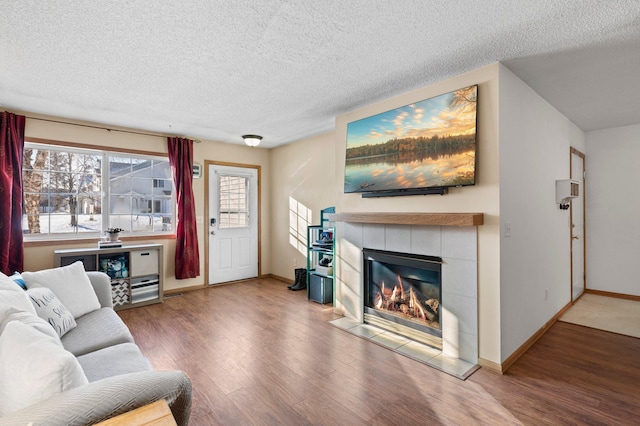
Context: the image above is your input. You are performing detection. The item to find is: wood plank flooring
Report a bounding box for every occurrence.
[118,278,640,425]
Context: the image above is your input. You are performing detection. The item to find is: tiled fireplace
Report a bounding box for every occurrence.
[332,214,479,367]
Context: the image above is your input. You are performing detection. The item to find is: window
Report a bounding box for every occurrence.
[22,142,175,239]
[218,175,249,228]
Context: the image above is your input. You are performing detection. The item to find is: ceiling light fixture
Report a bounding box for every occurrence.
[242,134,262,147]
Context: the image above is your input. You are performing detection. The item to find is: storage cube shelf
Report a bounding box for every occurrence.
[131,276,160,304]
[111,280,130,307]
[54,244,163,310]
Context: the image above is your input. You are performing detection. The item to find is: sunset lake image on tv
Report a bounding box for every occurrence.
[344,85,477,193]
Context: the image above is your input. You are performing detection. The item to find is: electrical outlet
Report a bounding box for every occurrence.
[293,258,297,267]
[505,222,511,238]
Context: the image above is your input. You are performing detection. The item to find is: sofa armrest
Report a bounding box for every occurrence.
[86,271,113,308]
[0,370,192,426]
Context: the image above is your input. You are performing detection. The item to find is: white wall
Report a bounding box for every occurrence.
[269,132,338,281]
[585,124,640,296]
[498,64,586,360]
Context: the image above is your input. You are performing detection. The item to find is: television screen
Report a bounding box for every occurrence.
[344,85,477,195]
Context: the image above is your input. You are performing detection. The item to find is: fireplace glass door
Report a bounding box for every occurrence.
[363,249,442,344]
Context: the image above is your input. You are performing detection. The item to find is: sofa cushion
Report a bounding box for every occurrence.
[0,271,36,315]
[61,307,134,356]
[27,286,77,337]
[22,261,101,319]
[0,307,61,341]
[77,342,152,382]
[0,320,88,416]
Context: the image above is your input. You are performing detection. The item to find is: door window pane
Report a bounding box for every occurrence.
[218,175,249,228]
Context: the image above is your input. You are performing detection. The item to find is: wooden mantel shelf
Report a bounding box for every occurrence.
[326,212,484,227]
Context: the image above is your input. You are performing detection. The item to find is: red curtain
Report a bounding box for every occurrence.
[167,137,200,279]
[0,112,26,275]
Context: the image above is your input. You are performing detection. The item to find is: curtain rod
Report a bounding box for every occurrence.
[25,116,201,142]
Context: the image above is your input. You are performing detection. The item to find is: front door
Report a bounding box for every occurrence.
[570,148,586,301]
[208,163,259,285]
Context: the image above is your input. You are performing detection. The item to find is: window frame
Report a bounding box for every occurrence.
[22,138,176,243]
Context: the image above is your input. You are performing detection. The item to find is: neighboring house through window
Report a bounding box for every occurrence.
[22,141,175,239]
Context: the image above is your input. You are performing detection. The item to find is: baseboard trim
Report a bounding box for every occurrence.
[164,283,206,295]
[263,273,292,284]
[477,358,503,374]
[164,275,292,294]
[585,289,640,302]
[500,301,573,374]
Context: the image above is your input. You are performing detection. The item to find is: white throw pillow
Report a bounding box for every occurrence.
[0,307,61,342]
[22,261,100,319]
[0,271,36,315]
[26,287,77,338]
[0,320,88,416]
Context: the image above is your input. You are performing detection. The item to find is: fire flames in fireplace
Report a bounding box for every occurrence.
[373,275,440,330]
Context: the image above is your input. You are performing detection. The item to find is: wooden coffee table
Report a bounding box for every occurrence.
[94,399,176,425]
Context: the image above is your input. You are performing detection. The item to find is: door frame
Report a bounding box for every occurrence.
[204,160,261,285]
[570,147,586,302]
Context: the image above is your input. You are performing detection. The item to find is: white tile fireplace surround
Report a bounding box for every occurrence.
[329,213,481,377]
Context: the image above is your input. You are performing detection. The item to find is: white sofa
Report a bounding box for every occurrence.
[0,263,191,426]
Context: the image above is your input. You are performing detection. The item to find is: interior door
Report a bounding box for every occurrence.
[208,164,258,285]
[570,148,586,301]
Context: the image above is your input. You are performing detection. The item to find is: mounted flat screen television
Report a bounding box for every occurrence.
[344,84,477,197]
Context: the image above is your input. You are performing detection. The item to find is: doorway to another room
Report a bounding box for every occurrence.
[570,147,586,302]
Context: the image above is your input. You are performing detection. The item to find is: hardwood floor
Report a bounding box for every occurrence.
[118,278,640,425]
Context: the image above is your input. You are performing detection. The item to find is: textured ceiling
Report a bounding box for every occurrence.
[1,1,639,148]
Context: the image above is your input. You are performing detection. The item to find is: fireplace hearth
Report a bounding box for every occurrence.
[363,248,442,349]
